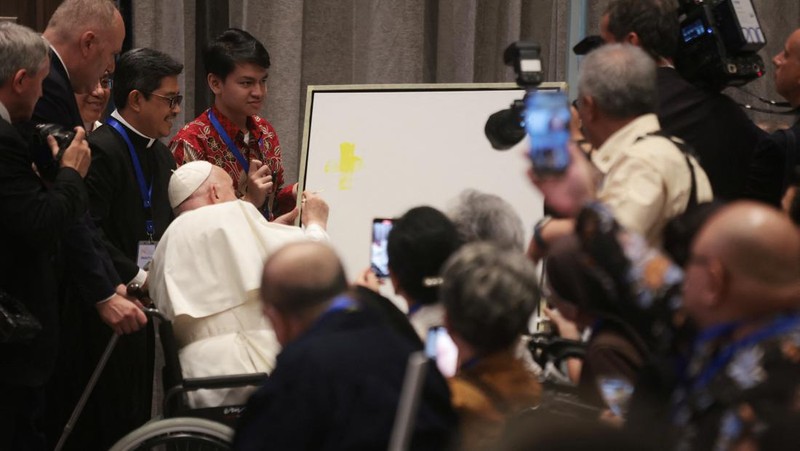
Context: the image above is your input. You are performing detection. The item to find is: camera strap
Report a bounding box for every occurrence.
[636,131,698,209]
[106,118,155,239]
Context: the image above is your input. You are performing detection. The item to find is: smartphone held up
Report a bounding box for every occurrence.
[370,218,394,278]
[524,90,571,177]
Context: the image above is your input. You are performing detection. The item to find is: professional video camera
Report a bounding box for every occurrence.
[674,0,766,90]
[484,41,544,150]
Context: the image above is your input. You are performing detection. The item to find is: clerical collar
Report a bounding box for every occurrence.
[0,100,10,123]
[110,110,156,148]
[50,46,70,81]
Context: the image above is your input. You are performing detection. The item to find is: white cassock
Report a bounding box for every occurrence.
[149,200,327,408]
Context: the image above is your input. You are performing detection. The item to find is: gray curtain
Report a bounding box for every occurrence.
[132,0,799,183]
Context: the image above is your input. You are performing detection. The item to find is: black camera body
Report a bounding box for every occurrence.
[675,0,766,90]
[0,289,42,343]
[33,123,75,161]
[24,123,76,182]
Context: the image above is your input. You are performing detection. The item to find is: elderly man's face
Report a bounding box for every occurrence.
[773,29,800,106]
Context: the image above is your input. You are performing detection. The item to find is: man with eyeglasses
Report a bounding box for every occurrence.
[55,48,183,450]
[170,28,295,220]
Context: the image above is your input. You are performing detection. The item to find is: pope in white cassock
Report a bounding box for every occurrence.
[148,161,329,408]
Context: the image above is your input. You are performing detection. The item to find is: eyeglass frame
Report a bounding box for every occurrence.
[147,92,183,109]
[99,74,113,90]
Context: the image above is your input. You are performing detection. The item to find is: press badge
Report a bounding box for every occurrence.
[137,241,158,270]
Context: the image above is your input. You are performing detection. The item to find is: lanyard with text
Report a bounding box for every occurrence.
[107,118,155,239]
[688,313,800,391]
[208,109,252,173]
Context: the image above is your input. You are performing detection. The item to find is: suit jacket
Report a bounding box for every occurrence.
[33,51,82,129]
[745,117,800,206]
[0,117,87,386]
[86,122,175,282]
[27,51,119,303]
[657,67,765,201]
[233,303,457,451]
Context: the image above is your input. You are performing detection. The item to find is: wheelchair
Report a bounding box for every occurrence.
[109,308,268,451]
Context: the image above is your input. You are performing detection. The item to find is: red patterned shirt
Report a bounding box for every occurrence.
[169,106,294,215]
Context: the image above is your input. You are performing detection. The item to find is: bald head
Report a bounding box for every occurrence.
[686,202,800,325]
[696,202,800,286]
[261,242,348,315]
[44,0,125,94]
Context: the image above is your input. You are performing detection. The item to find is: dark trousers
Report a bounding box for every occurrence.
[0,383,47,451]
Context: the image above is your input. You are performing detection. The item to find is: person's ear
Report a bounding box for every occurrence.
[581,95,597,122]
[704,258,728,307]
[207,73,223,95]
[79,30,96,57]
[10,68,27,94]
[209,184,221,203]
[625,32,640,47]
[127,90,145,113]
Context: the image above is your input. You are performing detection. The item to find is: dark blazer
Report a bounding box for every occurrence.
[0,117,87,386]
[745,118,800,206]
[33,51,82,129]
[233,304,457,451]
[657,67,765,201]
[86,121,176,282]
[28,50,119,303]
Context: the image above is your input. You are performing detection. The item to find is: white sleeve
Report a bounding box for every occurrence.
[303,223,329,242]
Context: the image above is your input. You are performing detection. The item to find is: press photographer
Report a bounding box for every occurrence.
[0,21,92,449]
[526,43,712,261]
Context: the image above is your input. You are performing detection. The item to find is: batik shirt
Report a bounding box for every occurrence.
[671,314,800,451]
[169,106,294,215]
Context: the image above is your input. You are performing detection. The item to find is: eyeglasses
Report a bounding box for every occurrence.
[572,98,579,110]
[100,73,113,89]
[149,92,183,109]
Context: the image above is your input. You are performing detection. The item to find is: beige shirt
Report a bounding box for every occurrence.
[591,114,713,246]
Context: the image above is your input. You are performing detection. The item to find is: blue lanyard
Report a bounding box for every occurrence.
[207,109,251,173]
[688,314,800,391]
[107,118,154,238]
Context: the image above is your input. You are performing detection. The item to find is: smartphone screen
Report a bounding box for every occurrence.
[523,90,571,176]
[370,218,393,278]
[425,326,458,377]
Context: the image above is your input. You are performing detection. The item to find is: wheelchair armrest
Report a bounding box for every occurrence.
[182,373,268,391]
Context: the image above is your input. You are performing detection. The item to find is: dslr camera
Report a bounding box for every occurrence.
[26,123,76,181]
[484,41,544,151]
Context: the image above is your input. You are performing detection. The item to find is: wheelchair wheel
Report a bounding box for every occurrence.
[109,417,234,451]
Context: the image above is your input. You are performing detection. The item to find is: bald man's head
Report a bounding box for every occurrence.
[684,202,800,326]
[261,242,348,315]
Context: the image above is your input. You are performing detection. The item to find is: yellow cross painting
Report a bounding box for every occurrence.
[324,142,364,190]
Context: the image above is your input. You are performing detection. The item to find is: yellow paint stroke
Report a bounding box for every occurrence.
[324,142,364,190]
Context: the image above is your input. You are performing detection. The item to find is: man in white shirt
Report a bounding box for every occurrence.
[148,161,329,407]
[529,43,712,259]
